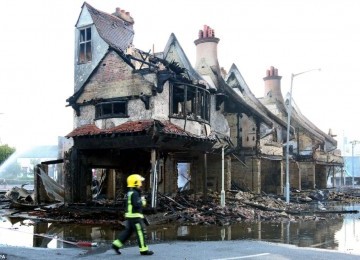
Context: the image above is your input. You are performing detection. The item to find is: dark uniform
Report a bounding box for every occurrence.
[112,174,153,256]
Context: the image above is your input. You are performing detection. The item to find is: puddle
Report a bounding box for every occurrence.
[0,204,359,255]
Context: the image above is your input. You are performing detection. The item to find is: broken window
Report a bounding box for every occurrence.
[170,84,210,122]
[78,27,92,63]
[177,162,191,191]
[95,101,128,119]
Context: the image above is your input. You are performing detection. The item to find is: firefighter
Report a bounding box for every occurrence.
[112,174,154,256]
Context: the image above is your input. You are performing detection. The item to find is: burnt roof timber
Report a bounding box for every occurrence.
[213,68,273,127]
[226,64,288,129]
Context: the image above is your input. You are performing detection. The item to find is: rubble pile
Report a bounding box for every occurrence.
[147,188,360,226]
[2,187,360,226]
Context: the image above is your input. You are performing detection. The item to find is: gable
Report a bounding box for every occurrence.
[77,50,153,102]
[163,34,213,89]
[76,5,94,28]
[73,3,135,93]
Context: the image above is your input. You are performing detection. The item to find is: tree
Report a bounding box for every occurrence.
[0,144,16,166]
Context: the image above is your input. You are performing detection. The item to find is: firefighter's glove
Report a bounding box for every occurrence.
[141,196,147,207]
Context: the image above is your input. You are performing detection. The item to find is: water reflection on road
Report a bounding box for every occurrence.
[0,204,359,255]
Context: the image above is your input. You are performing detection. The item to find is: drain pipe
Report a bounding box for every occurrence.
[220,146,225,207]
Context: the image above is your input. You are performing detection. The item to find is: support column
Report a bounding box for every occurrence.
[150,149,158,208]
[252,157,261,194]
[106,169,116,200]
[225,154,231,191]
[203,152,208,199]
[280,160,284,195]
[298,164,302,191]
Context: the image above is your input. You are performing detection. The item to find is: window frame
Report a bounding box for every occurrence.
[78,26,92,64]
[169,83,210,123]
[95,101,128,119]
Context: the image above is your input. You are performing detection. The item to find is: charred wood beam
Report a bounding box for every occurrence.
[158,192,186,210]
[138,49,151,70]
[128,55,159,69]
[41,159,64,165]
[140,95,150,109]
[156,71,174,93]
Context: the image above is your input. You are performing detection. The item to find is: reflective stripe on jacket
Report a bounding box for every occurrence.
[124,190,144,219]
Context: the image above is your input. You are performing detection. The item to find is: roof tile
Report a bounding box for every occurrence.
[85,2,134,53]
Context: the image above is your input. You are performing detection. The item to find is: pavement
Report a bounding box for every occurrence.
[1,240,360,260]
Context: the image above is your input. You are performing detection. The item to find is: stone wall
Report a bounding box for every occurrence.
[232,157,261,193]
[299,162,315,189]
[289,161,300,190]
[315,164,327,189]
[204,153,231,192]
[261,159,282,194]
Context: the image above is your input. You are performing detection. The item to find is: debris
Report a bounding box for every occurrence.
[37,169,64,202]
[3,187,360,226]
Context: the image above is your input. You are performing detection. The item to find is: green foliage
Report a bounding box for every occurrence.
[0,144,16,166]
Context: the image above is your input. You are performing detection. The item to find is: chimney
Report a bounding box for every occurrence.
[112,7,134,25]
[194,25,220,75]
[263,66,283,103]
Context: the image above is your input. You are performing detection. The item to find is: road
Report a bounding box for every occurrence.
[1,240,359,260]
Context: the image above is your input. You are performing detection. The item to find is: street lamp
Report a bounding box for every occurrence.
[350,140,360,188]
[285,68,321,203]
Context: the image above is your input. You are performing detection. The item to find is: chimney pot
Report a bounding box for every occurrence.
[116,7,121,13]
[203,25,208,38]
[198,30,203,39]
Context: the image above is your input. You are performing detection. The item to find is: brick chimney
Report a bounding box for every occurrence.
[263,66,283,103]
[112,7,134,25]
[194,25,220,76]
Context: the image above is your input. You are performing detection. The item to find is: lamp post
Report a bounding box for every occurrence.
[285,68,321,203]
[220,146,225,207]
[350,140,360,188]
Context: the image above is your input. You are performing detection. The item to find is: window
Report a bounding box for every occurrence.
[95,101,128,119]
[79,27,92,63]
[170,84,210,122]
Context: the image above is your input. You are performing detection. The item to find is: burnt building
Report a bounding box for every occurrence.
[62,2,343,205]
[225,65,288,194]
[260,66,343,190]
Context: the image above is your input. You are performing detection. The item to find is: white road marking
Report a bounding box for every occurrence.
[212,253,271,260]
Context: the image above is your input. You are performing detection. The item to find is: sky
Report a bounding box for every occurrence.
[0,0,359,154]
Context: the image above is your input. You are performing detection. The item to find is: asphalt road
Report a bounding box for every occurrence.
[1,240,359,260]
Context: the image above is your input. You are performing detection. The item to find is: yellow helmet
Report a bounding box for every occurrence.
[127,174,145,188]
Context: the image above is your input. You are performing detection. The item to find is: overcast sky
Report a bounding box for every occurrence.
[0,0,359,153]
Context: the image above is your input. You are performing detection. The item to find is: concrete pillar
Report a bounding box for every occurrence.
[226,155,231,191]
[252,158,261,194]
[280,160,284,195]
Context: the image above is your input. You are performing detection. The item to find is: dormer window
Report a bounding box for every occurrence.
[78,27,92,63]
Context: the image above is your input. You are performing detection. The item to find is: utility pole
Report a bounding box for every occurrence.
[350,140,360,188]
[285,68,320,203]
